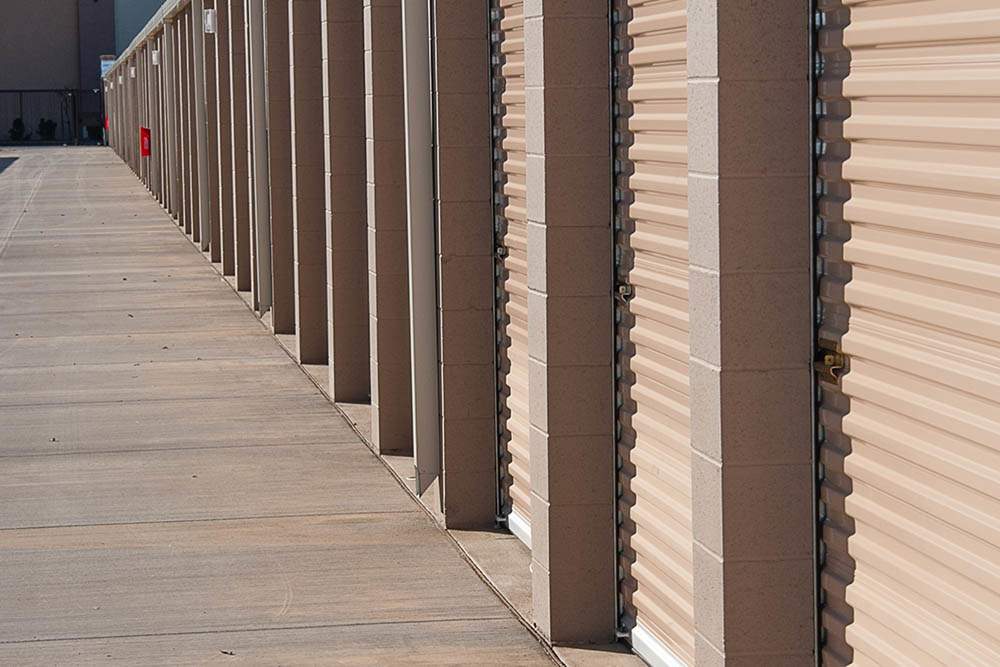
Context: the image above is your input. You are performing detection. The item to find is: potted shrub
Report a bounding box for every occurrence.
[38,118,57,141]
[8,117,26,142]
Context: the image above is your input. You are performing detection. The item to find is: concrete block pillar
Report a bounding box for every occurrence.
[138,46,148,188]
[175,25,186,222]
[215,0,236,276]
[162,19,176,217]
[229,0,252,291]
[185,11,202,247]
[321,0,369,401]
[524,0,616,644]
[203,0,222,263]
[265,0,295,334]
[176,24,190,230]
[158,34,167,205]
[193,0,212,252]
[363,0,412,455]
[288,0,329,364]
[432,1,496,528]
[687,3,815,664]
[184,14,195,236]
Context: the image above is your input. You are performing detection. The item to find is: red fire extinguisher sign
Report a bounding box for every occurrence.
[140,127,151,157]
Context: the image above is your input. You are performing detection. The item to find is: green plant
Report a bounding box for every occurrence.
[8,117,25,141]
[38,118,57,141]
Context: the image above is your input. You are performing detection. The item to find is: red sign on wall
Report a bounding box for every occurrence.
[140,127,151,157]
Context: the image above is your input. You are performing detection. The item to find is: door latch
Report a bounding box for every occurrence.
[814,342,846,384]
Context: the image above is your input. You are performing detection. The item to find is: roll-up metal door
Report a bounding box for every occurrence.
[492,0,531,544]
[817,2,1000,664]
[614,1,693,664]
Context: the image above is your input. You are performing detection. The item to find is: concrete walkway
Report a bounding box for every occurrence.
[0,147,552,665]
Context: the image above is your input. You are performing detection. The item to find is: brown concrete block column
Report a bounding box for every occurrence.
[138,47,148,188]
[687,3,815,664]
[184,12,202,245]
[245,0,260,307]
[181,16,192,234]
[229,0,252,291]
[524,0,615,644]
[121,60,128,169]
[203,2,222,263]
[265,0,295,335]
[215,0,236,275]
[127,55,135,172]
[148,42,158,201]
[175,25,189,228]
[288,0,329,364]
[161,21,176,215]
[321,0,369,400]
[160,41,168,199]
[363,0,412,455]
[157,35,167,206]
[174,24,185,222]
[431,1,495,529]
[181,15,194,233]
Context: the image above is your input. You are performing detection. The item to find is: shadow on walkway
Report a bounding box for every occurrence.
[0,147,552,665]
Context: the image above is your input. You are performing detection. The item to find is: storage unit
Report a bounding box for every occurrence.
[615,1,693,664]
[493,0,531,544]
[102,0,1000,659]
[817,1,1000,664]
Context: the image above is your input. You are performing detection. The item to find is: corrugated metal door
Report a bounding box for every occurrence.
[817,1,1000,664]
[492,0,531,543]
[614,1,693,664]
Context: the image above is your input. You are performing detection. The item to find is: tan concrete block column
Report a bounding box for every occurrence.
[151,43,160,194]
[204,0,222,263]
[288,0,329,364]
[431,1,495,529]
[687,3,815,664]
[138,47,148,188]
[184,13,202,245]
[151,44,160,193]
[175,25,189,228]
[215,0,236,275]
[157,35,167,205]
[321,0,369,400]
[143,47,151,185]
[229,0,252,291]
[245,0,260,306]
[162,34,170,204]
[363,0,412,455]
[181,15,195,235]
[265,0,295,335]
[161,20,176,216]
[149,44,159,193]
[125,59,133,170]
[121,61,128,167]
[175,24,185,222]
[524,0,615,644]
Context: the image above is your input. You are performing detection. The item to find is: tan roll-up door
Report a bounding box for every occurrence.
[493,0,531,543]
[817,1,1000,664]
[615,1,693,664]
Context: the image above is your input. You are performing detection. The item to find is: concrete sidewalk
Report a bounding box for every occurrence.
[0,147,552,665]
